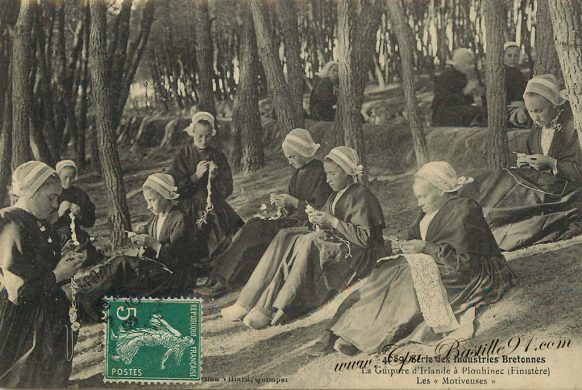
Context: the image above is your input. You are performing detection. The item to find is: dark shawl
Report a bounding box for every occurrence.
[431,67,474,111]
[0,207,72,388]
[287,159,333,221]
[309,77,337,121]
[505,66,528,103]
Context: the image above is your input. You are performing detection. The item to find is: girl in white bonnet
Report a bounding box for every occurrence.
[308,161,514,357]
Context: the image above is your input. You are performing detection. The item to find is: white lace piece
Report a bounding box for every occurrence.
[404,253,459,334]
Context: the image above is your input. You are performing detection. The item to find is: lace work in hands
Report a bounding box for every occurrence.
[404,253,459,333]
[196,169,215,228]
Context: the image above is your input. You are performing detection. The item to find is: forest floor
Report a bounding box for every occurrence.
[66,87,581,389]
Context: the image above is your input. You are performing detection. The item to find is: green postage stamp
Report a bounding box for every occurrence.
[104,297,202,384]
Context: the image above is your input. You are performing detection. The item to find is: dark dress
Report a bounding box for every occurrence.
[53,185,98,263]
[235,183,387,320]
[309,77,338,121]
[76,208,205,318]
[460,105,582,250]
[168,144,242,257]
[0,207,74,388]
[431,67,484,126]
[210,159,333,288]
[505,66,528,103]
[327,198,514,353]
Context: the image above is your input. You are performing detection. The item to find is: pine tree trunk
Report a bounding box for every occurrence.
[89,0,131,249]
[276,0,304,127]
[387,0,429,167]
[77,1,90,170]
[11,0,35,168]
[193,0,217,115]
[334,0,382,180]
[484,0,509,170]
[534,0,561,83]
[546,0,582,152]
[0,65,12,206]
[251,0,300,133]
[233,2,265,174]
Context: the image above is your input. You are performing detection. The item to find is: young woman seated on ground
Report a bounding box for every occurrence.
[221,146,387,330]
[0,161,85,387]
[52,159,99,264]
[504,42,530,128]
[431,48,486,127]
[307,161,514,357]
[460,74,582,251]
[194,128,332,298]
[76,173,207,321]
[168,111,242,258]
[309,61,339,122]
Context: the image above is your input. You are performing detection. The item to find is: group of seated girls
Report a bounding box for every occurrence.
[1,70,580,386]
[432,42,530,128]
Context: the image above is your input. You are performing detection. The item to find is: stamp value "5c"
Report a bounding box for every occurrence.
[104,297,202,384]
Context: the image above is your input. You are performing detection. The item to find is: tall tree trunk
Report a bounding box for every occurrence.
[535,0,562,82]
[193,0,217,116]
[334,0,382,180]
[77,1,90,170]
[11,0,35,168]
[387,0,429,167]
[546,0,582,152]
[0,66,12,206]
[89,0,131,249]
[233,2,265,173]
[276,0,304,127]
[251,0,300,133]
[484,0,509,169]
[114,0,154,129]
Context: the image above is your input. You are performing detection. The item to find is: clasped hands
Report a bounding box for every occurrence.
[515,153,557,171]
[390,239,429,255]
[306,206,339,228]
[129,233,160,252]
[193,160,218,181]
[58,201,81,218]
[270,193,299,209]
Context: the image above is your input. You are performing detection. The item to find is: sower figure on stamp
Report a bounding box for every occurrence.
[167,112,243,258]
[53,159,99,265]
[0,162,86,388]
[194,128,333,298]
[222,147,387,330]
[75,174,207,322]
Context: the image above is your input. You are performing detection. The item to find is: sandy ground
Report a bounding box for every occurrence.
[63,138,582,389]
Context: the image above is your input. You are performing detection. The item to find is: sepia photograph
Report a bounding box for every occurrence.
[0,0,580,388]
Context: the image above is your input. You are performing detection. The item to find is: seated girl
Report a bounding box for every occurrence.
[76,174,206,320]
[460,74,582,251]
[52,160,98,261]
[221,146,386,329]
[431,48,485,127]
[0,161,85,387]
[194,128,332,297]
[168,111,242,257]
[309,61,339,122]
[504,42,529,128]
[307,161,514,357]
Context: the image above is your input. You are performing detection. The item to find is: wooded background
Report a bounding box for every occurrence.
[0,0,581,248]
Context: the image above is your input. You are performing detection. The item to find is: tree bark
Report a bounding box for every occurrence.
[387,0,429,167]
[89,0,131,248]
[484,0,509,170]
[11,0,35,168]
[0,65,12,206]
[114,0,154,129]
[546,0,582,152]
[251,0,300,133]
[276,0,304,127]
[534,0,562,82]
[193,0,217,115]
[233,2,265,173]
[334,0,382,180]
